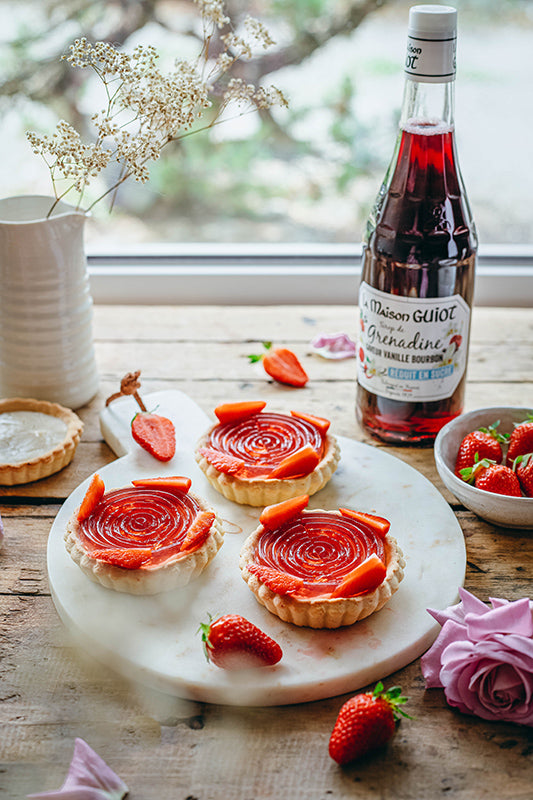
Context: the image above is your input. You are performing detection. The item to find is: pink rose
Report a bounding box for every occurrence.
[421,587,533,726]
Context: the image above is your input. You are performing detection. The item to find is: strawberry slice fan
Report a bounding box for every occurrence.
[75,476,214,568]
[205,409,325,480]
[105,370,176,461]
[254,505,389,599]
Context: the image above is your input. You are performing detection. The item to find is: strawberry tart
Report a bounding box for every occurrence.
[195,401,340,506]
[64,475,224,594]
[239,496,405,628]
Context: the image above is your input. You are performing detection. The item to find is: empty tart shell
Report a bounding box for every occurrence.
[0,397,83,485]
[240,508,405,629]
[65,483,225,595]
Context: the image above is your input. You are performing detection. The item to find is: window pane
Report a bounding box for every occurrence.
[1,0,531,248]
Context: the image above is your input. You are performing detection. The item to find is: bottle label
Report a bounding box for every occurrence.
[405,34,456,83]
[357,283,470,403]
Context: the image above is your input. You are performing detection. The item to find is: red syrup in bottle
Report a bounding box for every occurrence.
[356,121,477,444]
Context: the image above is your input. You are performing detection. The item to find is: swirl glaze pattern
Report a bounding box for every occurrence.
[255,512,386,596]
[208,412,325,478]
[79,487,202,566]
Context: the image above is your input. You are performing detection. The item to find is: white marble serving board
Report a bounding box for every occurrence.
[47,390,466,707]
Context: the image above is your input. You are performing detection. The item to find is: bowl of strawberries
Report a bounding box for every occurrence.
[434,407,533,529]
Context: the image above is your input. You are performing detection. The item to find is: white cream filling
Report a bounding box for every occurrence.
[0,411,67,464]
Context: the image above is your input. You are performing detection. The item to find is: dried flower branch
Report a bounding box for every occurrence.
[26,0,287,216]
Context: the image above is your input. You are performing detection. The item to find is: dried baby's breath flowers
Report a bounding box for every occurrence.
[27,0,287,215]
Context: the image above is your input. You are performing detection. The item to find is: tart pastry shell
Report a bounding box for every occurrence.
[0,397,83,485]
[195,428,340,507]
[64,489,225,595]
[239,513,405,629]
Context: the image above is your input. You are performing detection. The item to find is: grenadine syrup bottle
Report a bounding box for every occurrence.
[356,5,477,445]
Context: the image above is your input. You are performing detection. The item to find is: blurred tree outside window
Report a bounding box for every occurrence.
[1,0,532,249]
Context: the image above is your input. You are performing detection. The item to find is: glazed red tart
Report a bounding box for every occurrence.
[239,496,405,628]
[65,475,224,595]
[195,401,340,506]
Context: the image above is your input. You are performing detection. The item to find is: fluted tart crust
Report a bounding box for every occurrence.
[240,502,405,629]
[0,397,83,485]
[65,476,224,595]
[195,402,340,506]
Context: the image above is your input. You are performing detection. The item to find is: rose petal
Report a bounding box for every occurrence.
[27,739,128,800]
[492,632,533,663]
[465,597,533,641]
[427,587,488,628]
[310,332,356,360]
[458,586,493,617]
[489,597,511,609]
[421,619,469,687]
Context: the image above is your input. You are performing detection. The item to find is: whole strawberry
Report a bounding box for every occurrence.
[454,422,508,478]
[328,682,409,765]
[199,614,282,670]
[471,461,522,497]
[513,453,533,497]
[506,415,533,467]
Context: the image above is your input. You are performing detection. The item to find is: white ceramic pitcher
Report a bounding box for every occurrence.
[0,195,99,408]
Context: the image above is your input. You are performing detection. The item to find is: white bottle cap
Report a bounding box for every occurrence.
[405,5,457,82]
[408,5,457,40]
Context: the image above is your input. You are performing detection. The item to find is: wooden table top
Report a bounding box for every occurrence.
[1,304,532,799]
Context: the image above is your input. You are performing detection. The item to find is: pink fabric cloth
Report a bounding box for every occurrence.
[421,588,533,725]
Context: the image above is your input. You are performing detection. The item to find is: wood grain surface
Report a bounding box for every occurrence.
[1,305,532,799]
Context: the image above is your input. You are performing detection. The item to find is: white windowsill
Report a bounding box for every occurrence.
[87,243,533,306]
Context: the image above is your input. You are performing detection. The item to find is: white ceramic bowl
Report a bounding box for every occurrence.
[434,406,533,529]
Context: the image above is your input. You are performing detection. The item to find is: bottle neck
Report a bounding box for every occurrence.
[399,78,455,132]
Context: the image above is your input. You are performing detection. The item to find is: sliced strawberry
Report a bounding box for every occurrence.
[290,409,330,435]
[248,343,308,387]
[267,444,320,479]
[330,554,387,598]
[90,547,153,569]
[180,511,216,552]
[214,400,266,425]
[262,346,308,387]
[259,494,309,530]
[339,508,391,539]
[131,412,176,462]
[131,476,191,493]
[197,446,245,476]
[247,563,305,595]
[77,473,105,522]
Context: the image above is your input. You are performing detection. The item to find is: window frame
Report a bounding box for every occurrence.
[87,243,533,306]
